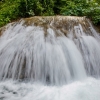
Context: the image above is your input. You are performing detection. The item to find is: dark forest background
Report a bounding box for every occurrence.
[0,0,100,27]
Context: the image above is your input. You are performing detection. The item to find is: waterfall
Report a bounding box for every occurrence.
[0,16,100,100]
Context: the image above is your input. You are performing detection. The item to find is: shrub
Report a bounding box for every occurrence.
[0,0,100,27]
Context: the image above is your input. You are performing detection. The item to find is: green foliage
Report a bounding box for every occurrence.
[0,0,100,27]
[0,0,55,27]
[54,0,100,24]
[96,0,100,4]
[57,0,100,24]
[0,0,20,27]
[83,3,100,24]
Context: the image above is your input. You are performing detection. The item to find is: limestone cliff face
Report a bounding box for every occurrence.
[0,16,99,38]
[96,25,100,33]
[23,16,91,37]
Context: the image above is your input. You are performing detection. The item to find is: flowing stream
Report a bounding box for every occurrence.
[0,16,100,100]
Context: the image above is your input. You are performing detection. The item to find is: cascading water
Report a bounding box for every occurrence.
[0,16,100,100]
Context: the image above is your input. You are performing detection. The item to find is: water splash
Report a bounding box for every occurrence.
[0,78,100,100]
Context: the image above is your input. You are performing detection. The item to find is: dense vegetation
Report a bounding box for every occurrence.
[0,0,100,27]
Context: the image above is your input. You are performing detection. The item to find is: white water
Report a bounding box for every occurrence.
[0,78,100,100]
[0,17,100,100]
